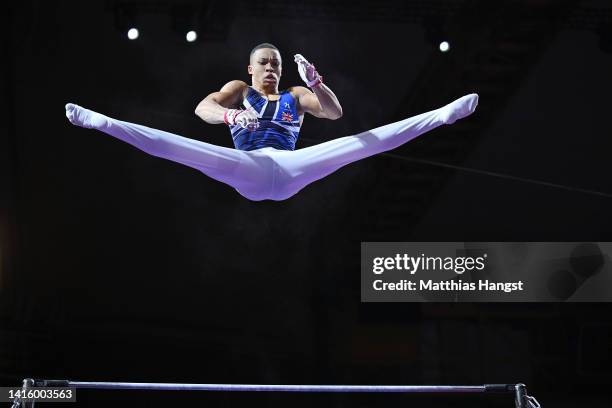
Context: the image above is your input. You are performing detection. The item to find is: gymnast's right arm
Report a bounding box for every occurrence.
[194,80,247,124]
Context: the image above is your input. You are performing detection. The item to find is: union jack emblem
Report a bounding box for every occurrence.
[281,111,293,122]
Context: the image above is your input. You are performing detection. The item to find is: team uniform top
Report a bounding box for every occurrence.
[229,86,301,151]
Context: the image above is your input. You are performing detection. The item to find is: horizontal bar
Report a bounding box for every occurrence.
[63,382,491,393]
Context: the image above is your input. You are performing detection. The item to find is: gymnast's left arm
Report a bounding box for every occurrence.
[294,54,343,120]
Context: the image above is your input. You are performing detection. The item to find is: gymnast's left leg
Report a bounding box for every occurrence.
[271,93,479,199]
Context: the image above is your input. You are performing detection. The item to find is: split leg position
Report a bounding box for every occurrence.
[65,93,478,201]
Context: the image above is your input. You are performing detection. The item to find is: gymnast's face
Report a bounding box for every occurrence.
[248,48,282,87]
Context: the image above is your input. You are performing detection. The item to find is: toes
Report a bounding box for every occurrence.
[65,103,79,114]
[65,103,76,122]
[469,94,479,111]
[65,103,77,120]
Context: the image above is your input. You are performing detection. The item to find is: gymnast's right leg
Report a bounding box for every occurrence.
[65,103,265,198]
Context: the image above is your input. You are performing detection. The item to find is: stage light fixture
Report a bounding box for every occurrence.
[127,28,139,40]
[186,30,198,43]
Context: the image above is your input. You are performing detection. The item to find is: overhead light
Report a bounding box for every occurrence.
[186,31,197,43]
[127,27,139,40]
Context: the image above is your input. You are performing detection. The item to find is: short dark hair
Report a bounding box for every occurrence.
[249,43,280,60]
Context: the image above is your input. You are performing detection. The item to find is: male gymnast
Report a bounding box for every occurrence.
[65,43,478,201]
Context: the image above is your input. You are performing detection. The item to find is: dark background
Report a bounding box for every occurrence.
[2,0,612,407]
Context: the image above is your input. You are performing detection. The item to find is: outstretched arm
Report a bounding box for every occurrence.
[293,54,343,120]
[194,80,246,124]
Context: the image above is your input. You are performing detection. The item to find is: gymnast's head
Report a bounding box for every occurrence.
[248,43,282,89]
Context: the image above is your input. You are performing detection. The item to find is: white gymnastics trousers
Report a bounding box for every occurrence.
[65,94,478,201]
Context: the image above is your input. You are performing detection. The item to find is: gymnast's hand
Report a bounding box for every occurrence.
[294,54,323,88]
[224,108,259,131]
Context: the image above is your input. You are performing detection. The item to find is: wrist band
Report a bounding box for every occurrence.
[224,109,240,125]
[308,75,323,88]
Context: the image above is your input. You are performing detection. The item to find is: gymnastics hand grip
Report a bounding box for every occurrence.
[294,54,323,88]
[224,108,259,131]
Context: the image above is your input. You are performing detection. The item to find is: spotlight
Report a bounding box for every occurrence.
[172,4,199,43]
[127,28,139,40]
[113,4,141,41]
[424,15,451,53]
[186,30,198,43]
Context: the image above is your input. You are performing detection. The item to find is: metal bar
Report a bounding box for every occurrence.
[15,380,535,408]
[65,382,488,393]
